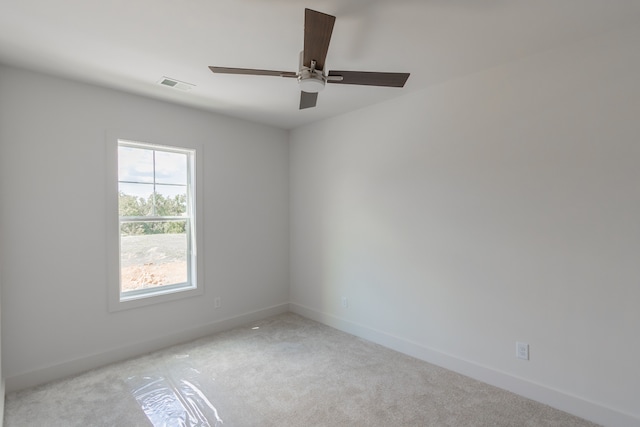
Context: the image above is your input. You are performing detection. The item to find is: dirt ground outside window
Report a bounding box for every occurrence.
[120,233,188,292]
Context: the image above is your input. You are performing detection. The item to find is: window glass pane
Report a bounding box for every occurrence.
[118,146,154,183]
[120,221,188,292]
[155,150,187,185]
[155,185,188,216]
[119,183,154,216]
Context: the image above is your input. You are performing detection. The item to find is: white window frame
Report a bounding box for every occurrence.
[106,131,204,312]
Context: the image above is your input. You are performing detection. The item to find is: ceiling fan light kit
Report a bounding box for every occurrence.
[298,73,325,93]
[209,8,410,109]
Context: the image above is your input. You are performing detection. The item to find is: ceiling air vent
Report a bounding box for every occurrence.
[158,77,195,91]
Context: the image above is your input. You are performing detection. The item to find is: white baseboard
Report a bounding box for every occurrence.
[5,303,290,393]
[289,303,639,427]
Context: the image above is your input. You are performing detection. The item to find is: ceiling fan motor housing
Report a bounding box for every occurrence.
[298,68,326,93]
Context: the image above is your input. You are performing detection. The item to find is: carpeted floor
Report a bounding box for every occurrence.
[4,313,599,426]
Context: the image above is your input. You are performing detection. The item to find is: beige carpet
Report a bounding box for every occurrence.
[4,313,599,426]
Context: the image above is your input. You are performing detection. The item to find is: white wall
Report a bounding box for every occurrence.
[0,258,4,425]
[0,65,289,391]
[290,25,640,427]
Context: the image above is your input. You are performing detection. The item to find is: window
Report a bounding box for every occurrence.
[108,135,203,311]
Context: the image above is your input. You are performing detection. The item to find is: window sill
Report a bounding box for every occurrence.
[109,284,204,312]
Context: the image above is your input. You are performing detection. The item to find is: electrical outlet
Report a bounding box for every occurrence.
[214,297,221,309]
[341,297,348,308]
[516,341,529,360]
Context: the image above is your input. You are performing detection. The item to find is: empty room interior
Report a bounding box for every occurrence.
[0,1,639,426]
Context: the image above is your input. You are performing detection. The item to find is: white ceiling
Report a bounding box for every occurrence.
[1,0,639,129]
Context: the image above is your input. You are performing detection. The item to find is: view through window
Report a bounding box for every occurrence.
[118,140,196,300]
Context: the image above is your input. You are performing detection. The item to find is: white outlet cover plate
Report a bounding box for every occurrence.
[516,342,529,360]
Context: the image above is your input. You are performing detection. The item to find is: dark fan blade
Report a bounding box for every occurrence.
[303,9,336,71]
[328,71,410,87]
[299,91,318,109]
[209,66,297,78]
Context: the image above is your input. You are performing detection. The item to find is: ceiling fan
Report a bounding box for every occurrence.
[209,8,410,110]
